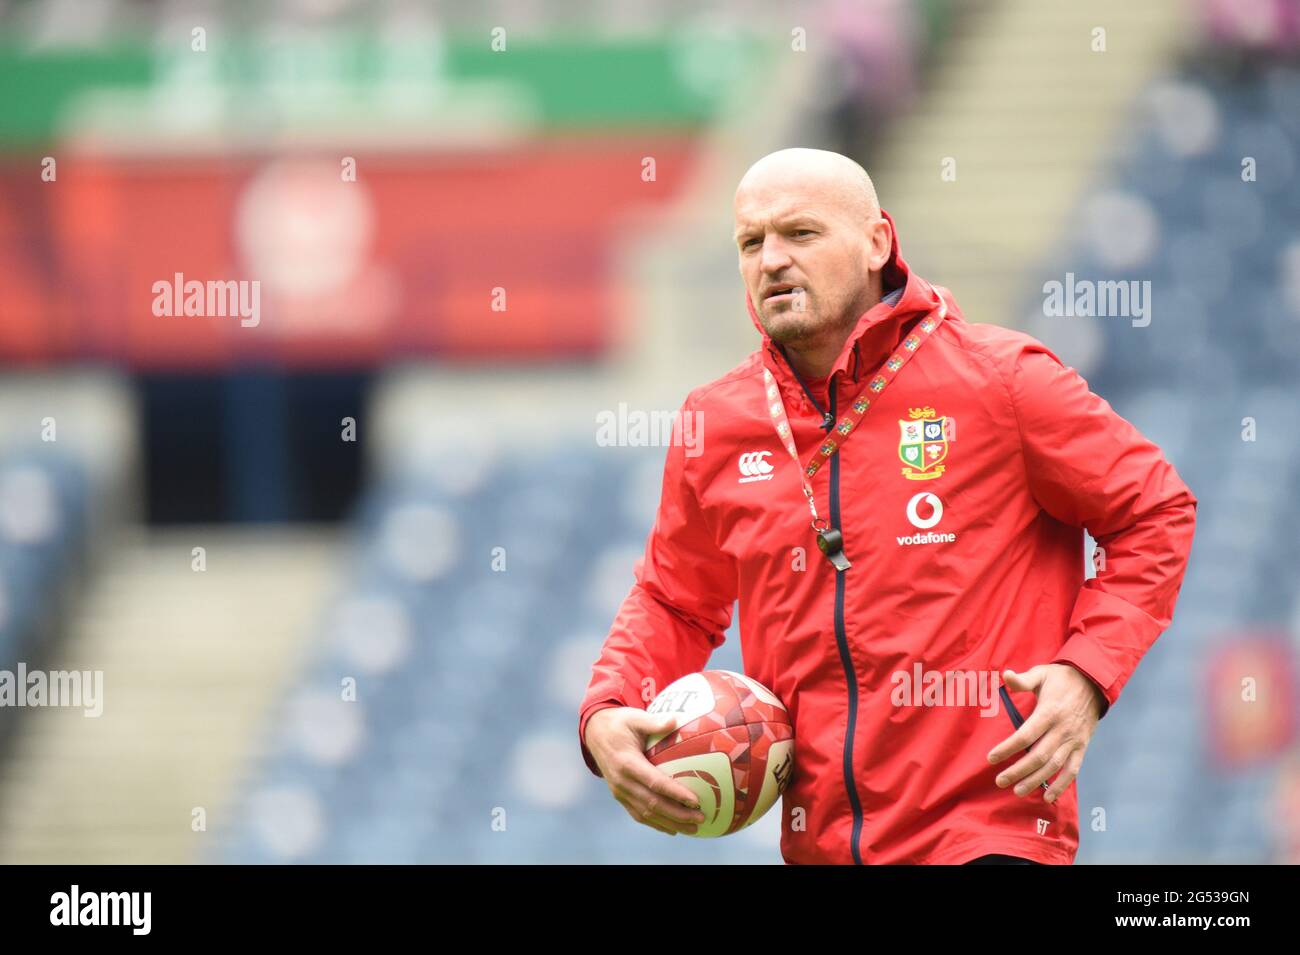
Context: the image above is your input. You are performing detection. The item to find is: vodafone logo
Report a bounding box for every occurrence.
[899,492,956,546]
[738,450,775,483]
[906,492,943,529]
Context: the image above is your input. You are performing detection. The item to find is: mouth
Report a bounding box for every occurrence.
[763,284,805,303]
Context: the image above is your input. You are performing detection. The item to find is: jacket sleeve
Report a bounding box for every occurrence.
[1009,342,1198,717]
[578,398,739,776]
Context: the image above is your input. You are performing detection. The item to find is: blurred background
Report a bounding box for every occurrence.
[0,0,1296,864]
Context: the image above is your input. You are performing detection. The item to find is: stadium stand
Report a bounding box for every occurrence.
[1,0,1294,866]
[0,449,90,716]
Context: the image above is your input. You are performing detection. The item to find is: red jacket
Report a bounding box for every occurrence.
[578,211,1197,864]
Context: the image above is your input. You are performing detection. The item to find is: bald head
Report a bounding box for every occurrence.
[733,148,893,373]
[734,148,881,225]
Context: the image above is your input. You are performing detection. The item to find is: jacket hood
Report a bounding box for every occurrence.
[744,209,941,390]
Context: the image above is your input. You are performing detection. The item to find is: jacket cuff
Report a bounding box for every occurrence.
[578,699,626,777]
[1052,636,1118,719]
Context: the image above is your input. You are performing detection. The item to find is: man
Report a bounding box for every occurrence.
[577,148,1197,864]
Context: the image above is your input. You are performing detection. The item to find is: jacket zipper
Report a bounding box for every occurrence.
[773,351,866,862]
[828,382,865,864]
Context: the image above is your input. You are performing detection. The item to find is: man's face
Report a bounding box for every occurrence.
[734,179,885,348]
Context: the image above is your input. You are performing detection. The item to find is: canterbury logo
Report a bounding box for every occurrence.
[738,450,775,483]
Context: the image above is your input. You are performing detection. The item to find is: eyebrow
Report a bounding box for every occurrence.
[733,214,824,243]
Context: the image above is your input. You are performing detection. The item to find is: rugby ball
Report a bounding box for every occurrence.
[644,670,794,837]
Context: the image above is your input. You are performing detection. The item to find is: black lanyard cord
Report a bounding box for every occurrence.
[776,344,835,432]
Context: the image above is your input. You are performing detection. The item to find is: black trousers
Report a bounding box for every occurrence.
[964,853,1042,865]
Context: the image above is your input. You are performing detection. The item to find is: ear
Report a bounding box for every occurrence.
[865,217,892,272]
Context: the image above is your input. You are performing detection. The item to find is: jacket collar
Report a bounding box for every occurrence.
[744,209,940,395]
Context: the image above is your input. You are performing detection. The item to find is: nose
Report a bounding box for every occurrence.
[758,235,793,275]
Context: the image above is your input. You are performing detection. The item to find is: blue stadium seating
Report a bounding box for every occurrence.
[0,449,90,687]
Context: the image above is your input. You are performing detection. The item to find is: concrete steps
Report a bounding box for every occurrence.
[0,527,339,863]
[874,0,1190,327]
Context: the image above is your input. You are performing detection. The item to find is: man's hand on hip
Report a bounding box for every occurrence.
[987,664,1106,804]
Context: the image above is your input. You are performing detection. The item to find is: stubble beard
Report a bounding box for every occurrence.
[762,294,855,350]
